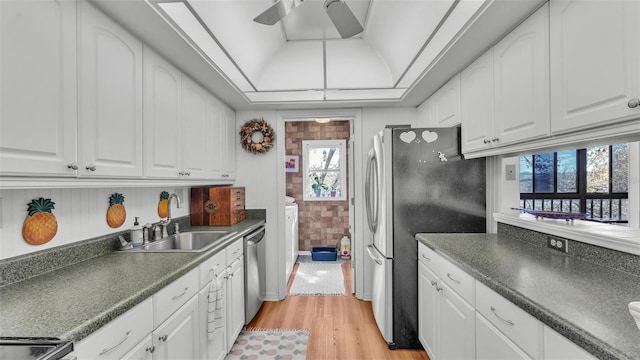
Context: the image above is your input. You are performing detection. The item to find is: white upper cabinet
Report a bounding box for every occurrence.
[78,0,143,178]
[493,3,549,145]
[181,76,210,179]
[0,0,78,176]
[143,46,183,178]
[221,107,237,181]
[431,74,462,128]
[461,49,495,153]
[550,0,640,134]
[207,95,224,180]
[462,3,549,154]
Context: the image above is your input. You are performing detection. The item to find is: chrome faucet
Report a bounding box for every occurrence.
[159,193,182,233]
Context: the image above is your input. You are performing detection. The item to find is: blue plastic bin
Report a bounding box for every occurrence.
[311,247,337,261]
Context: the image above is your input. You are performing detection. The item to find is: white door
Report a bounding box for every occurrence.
[153,296,200,360]
[439,282,476,360]
[461,49,494,153]
[476,313,531,360]
[367,245,392,344]
[181,75,208,179]
[418,261,439,359]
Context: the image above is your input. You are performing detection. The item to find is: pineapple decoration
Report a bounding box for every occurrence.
[22,198,58,245]
[158,191,169,218]
[106,193,127,228]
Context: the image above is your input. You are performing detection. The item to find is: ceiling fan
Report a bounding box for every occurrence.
[253,0,364,39]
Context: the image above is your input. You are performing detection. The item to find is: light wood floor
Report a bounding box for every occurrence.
[247,261,430,360]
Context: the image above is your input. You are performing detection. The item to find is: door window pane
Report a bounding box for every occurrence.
[519,155,533,193]
[612,143,629,193]
[557,150,577,193]
[534,153,554,193]
[587,146,609,193]
[303,140,347,201]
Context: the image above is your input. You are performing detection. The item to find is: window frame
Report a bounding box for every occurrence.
[302,139,347,202]
[519,145,629,223]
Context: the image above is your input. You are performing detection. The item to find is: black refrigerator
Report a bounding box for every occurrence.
[365,126,486,349]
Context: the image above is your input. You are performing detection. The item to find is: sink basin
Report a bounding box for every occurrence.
[130,231,237,252]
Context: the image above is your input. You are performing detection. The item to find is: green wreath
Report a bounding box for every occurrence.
[240,118,274,154]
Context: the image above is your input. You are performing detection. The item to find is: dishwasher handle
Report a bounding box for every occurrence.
[245,225,266,246]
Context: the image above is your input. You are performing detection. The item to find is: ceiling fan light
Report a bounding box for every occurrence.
[315,118,331,123]
[254,0,304,25]
[324,0,363,38]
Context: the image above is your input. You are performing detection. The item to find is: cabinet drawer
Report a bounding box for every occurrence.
[199,250,226,289]
[476,281,542,359]
[74,297,153,360]
[225,238,243,265]
[153,268,198,327]
[438,256,474,305]
[418,243,439,273]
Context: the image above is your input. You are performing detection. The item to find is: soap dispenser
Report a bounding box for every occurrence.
[130,217,143,247]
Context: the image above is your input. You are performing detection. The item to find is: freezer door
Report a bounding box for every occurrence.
[367,244,393,345]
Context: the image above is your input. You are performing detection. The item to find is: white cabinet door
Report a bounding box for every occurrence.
[543,326,597,360]
[0,0,77,176]
[438,282,475,360]
[431,74,461,128]
[550,0,640,134]
[493,3,549,146]
[226,256,245,350]
[416,98,434,128]
[198,285,226,360]
[461,49,494,153]
[207,96,224,180]
[181,76,209,179]
[476,313,531,360]
[121,335,154,360]
[78,0,143,178]
[221,107,237,181]
[143,46,183,179]
[154,296,200,360]
[418,261,439,360]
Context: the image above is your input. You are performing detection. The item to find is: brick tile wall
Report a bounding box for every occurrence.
[285,120,350,251]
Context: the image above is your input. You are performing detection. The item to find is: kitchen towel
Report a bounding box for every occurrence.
[207,273,224,340]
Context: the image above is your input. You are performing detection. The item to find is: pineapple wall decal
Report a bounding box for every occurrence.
[106,193,127,228]
[22,198,58,245]
[158,191,169,218]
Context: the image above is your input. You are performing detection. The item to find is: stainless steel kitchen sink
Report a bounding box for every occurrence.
[127,231,237,252]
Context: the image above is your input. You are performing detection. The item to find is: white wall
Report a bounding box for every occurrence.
[0,186,190,259]
[233,110,280,300]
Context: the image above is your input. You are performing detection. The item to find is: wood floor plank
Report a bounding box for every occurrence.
[247,261,430,360]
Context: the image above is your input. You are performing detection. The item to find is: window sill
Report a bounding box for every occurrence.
[493,212,640,256]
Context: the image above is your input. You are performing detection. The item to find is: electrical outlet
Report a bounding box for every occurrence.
[505,164,516,181]
[547,237,568,253]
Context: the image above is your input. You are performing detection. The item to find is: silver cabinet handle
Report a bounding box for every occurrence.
[67,162,79,170]
[85,164,97,171]
[491,137,500,142]
[447,273,461,284]
[436,285,443,292]
[483,139,491,144]
[185,171,191,176]
[178,171,184,176]
[430,280,438,287]
[146,345,155,353]
[158,334,168,342]
[421,253,431,261]
[171,287,188,300]
[491,306,515,326]
[629,98,640,108]
[98,330,131,355]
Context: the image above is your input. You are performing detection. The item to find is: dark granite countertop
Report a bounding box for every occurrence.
[0,219,265,342]
[415,233,640,360]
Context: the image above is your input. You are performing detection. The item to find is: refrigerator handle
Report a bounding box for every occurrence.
[365,148,379,234]
[366,245,383,265]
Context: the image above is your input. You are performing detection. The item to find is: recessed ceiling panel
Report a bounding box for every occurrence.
[256,41,324,91]
[325,39,392,89]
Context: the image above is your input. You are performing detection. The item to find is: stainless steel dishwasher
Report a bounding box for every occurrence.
[244,225,265,324]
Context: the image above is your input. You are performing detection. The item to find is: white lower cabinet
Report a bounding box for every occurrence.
[121,335,155,360]
[73,238,247,360]
[543,326,597,360]
[418,244,475,360]
[417,243,597,360]
[153,296,200,360]
[476,313,531,360]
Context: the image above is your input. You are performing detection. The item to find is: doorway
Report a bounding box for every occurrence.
[275,109,362,299]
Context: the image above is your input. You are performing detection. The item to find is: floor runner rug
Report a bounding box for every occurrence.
[225,329,308,359]
[289,262,346,295]
[296,254,347,264]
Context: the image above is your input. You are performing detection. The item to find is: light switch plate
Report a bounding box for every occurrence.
[505,164,516,181]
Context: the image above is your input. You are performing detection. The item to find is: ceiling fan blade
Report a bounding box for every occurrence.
[324,0,364,38]
[254,0,304,26]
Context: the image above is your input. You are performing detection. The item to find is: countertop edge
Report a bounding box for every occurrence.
[416,234,632,360]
